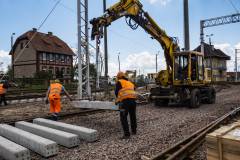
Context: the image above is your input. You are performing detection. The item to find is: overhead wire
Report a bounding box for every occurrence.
[1,0,62,80]
[14,0,62,63]
[226,0,240,13]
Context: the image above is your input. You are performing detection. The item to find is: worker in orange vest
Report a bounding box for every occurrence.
[45,79,72,121]
[115,71,137,139]
[0,80,8,106]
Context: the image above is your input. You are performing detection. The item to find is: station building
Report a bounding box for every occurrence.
[9,28,75,82]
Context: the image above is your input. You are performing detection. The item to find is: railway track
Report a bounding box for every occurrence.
[144,106,240,160]
[3,109,103,125]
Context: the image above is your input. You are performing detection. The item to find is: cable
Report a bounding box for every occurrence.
[227,0,239,13]
[1,0,62,80]
[14,0,61,64]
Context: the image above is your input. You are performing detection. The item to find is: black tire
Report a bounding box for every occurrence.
[206,87,216,104]
[190,89,200,108]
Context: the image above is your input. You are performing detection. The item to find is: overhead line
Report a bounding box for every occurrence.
[1,0,62,80]
[14,0,62,64]
[227,0,239,13]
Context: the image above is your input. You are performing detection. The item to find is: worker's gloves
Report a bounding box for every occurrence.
[45,98,49,104]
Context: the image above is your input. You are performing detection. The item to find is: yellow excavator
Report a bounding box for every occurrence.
[90,0,216,108]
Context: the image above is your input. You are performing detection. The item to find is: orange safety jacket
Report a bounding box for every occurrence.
[0,83,6,95]
[49,83,62,99]
[117,79,136,102]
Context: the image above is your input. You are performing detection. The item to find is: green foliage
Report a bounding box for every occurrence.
[34,71,52,79]
[73,63,97,78]
[6,65,13,80]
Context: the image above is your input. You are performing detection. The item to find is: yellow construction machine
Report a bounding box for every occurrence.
[90,0,216,108]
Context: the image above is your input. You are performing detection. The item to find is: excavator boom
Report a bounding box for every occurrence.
[90,0,179,75]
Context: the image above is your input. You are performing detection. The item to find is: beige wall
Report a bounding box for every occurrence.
[13,40,37,78]
[204,57,228,81]
[14,65,36,78]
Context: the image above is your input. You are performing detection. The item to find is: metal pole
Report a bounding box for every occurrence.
[206,34,214,82]
[183,0,190,51]
[103,0,108,78]
[77,0,82,99]
[11,33,15,80]
[236,49,238,82]
[96,36,100,89]
[11,33,15,48]
[85,0,91,96]
[118,52,120,71]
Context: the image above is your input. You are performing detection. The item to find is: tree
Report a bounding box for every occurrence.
[73,63,97,79]
[5,65,13,80]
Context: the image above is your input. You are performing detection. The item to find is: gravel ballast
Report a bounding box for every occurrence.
[1,85,240,160]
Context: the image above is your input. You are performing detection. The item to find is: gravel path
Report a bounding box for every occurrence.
[1,85,240,160]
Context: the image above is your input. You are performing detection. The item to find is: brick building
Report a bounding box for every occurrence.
[194,43,230,81]
[10,28,74,81]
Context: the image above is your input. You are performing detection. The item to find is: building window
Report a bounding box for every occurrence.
[46,53,50,61]
[67,56,70,63]
[49,67,54,74]
[49,53,54,62]
[61,67,65,75]
[42,53,46,61]
[61,55,65,63]
[67,67,70,74]
[42,66,47,72]
[55,54,59,61]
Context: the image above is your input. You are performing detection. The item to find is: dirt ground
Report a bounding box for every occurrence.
[0,85,240,160]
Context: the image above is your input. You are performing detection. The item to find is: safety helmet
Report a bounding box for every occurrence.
[117,71,126,79]
[54,79,60,83]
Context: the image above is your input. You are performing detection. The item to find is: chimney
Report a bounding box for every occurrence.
[48,32,53,36]
[32,28,37,32]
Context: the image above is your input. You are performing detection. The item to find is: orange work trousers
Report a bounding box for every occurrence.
[49,98,61,113]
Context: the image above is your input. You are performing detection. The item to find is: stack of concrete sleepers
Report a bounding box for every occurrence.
[0,124,58,158]
[0,119,98,160]
[33,118,98,142]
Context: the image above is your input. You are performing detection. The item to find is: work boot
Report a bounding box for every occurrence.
[132,130,137,135]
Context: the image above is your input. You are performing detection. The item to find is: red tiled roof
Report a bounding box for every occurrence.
[10,30,75,56]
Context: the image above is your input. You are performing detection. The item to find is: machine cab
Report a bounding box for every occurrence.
[173,51,204,85]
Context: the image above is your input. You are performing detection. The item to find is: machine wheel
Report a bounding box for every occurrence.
[154,99,169,106]
[190,89,200,108]
[206,87,216,104]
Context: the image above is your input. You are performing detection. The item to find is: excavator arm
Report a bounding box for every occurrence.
[90,0,180,85]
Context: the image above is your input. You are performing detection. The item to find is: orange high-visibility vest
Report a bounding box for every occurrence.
[0,83,6,94]
[117,79,136,102]
[49,83,62,99]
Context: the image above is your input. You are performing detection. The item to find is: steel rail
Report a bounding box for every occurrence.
[2,101,148,124]
[150,106,240,160]
[4,109,103,125]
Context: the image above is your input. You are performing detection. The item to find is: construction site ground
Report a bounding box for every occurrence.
[0,84,239,160]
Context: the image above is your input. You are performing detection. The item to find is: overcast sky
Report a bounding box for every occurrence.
[0,0,240,76]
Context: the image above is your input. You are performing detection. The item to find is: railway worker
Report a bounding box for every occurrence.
[115,71,137,139]
[0,80,8,106]
[45,79,72,121]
